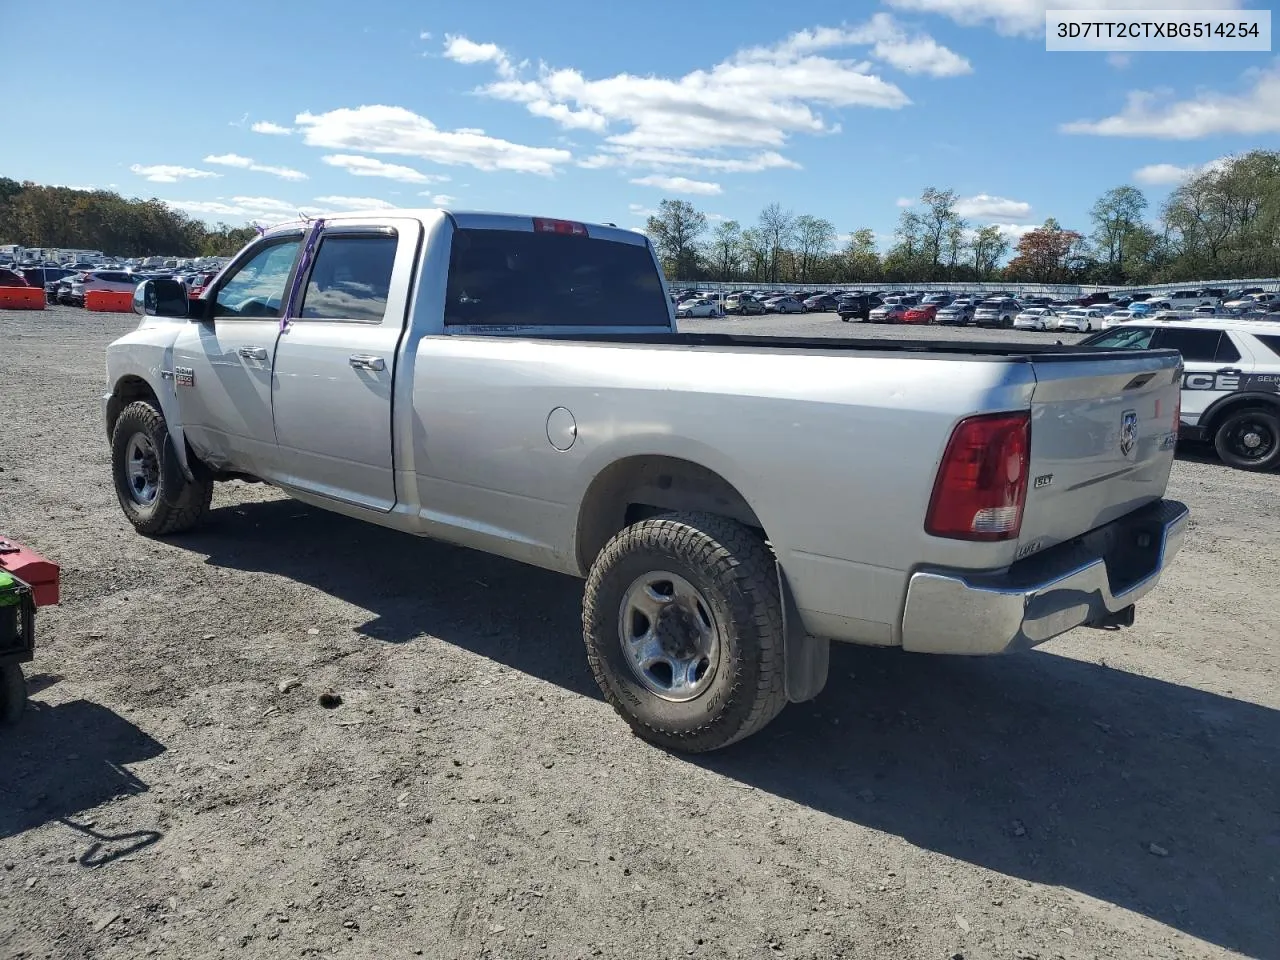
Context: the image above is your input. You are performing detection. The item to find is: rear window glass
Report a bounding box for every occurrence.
[444,228,667,327]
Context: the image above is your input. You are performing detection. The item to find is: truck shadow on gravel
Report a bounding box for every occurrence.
[0,697,165,859]
[181,499,1277,958]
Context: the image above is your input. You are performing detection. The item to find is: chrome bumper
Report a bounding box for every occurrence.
[901,499,1189,655]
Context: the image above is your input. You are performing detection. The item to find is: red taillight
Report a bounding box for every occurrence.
[532,217,588,236]
[926,412,1031,541]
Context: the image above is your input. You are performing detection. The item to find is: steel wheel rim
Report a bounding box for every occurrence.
[618,571,720,702]
[124,433,160,505]
[1229,420,1274,461]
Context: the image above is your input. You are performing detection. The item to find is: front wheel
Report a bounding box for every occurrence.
[111,401,213,535]
[1214,407,1280,471]
[582,512,787,752]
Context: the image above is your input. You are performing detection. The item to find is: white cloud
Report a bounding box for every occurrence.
[955,193,1032,219]
[991,222,1037,241]
[442,33,517,78]
[578,147,800,173]
[1106,52,1131,70]
[168,195,323,222]
[821,13,973,77]
[203,153,308,181]
[1061,62,1280,138]
[629,175,723,196]
[453,22,921,169]
[130,164,220,183]
[1133,156,1231,185]
[312,196,397,210]
[895,196,915,207]
[628,203,659,218]
[427,193,457,205]
[321,154,448,184]
[204,153,254,168]
[885,0,1244,38]
[419,31,432,40]
[251,121,293,135]
[294,105,572,176]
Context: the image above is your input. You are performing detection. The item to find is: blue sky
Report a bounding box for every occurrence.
[6,0,1278,249]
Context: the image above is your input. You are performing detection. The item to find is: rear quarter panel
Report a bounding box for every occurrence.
[407,337,1037,644]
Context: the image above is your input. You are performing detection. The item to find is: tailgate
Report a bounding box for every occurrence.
[1018,350,1181,554]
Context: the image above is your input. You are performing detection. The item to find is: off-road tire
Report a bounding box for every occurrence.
[0,664,26,725]
[111,401,213,535]
[582,512,787,752]
[1213,406,1280,472]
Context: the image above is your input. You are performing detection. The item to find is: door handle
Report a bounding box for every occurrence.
[1216,367,1241,375]
[349,355,386,372]
[237,346,268,361]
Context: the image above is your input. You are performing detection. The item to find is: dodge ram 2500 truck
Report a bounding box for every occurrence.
[104,209,1189,751]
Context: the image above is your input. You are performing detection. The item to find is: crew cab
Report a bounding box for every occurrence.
[103,209,1190,751]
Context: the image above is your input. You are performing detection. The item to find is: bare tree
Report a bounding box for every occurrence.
[757,203,795,283]
[709,220,743,281]
[792,215,836,282]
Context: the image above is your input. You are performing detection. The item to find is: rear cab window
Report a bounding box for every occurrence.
[298,234,398,323]
[444,225,669,329]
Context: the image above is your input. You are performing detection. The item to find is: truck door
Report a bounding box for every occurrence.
[171,234,303,476]
[269,223,419,512]
[1151,326,1246,429]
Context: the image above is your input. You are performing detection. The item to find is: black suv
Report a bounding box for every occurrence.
[836,293,880,322]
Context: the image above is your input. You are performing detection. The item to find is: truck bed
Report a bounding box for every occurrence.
[513,330,1183,364]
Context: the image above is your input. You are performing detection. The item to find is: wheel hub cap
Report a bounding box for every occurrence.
[125,433,160,505]
[618,571,720,702]
[1242,431,1262,450]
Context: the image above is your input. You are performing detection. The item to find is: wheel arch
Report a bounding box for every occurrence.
[574,454,765,577]
[107,373,196,481]
[1200,391,1280,436]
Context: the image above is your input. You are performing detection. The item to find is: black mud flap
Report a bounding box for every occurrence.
[777,563,829,703]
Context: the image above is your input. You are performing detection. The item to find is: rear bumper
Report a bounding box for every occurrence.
[900,499,1189,655]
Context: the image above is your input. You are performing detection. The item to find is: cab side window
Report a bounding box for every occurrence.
[213,239,302,320]
[297,235,398,323]
[1152,328,1223,362]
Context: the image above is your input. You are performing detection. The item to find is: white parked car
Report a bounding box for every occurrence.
[1056,308,1106,332]
[675,297,719,318]
[70,269,145,306]
[1101,309,1137,329]
[1013,307,1058,331]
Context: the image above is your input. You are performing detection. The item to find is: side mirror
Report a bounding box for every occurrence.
[133,278,189,318]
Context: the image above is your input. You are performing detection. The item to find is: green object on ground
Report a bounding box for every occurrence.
[0,571,20,606]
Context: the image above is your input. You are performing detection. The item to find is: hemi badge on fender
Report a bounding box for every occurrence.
[1033,474,1054,490]
[175,366,195,387]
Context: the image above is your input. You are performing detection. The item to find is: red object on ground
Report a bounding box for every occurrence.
[84,290,136,312]
[0,539,60,606]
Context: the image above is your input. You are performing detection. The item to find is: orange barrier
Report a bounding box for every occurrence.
[0,286,46,310]
[84,290,136,313]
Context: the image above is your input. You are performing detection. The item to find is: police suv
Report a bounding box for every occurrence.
[1079,318,1280,472]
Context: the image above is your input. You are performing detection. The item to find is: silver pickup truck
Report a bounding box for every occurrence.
[104,209,1189,751]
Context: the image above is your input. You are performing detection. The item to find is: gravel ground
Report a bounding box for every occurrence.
[1,306,1277,960]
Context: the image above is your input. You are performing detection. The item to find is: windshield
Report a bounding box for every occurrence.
[1079,327,1156,349]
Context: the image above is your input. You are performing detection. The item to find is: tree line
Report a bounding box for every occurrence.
[0,179,257,258]
[647,149,1280,286]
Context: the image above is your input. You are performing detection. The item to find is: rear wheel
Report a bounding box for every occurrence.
[1213,407,1280,471]
[582,512,787,752]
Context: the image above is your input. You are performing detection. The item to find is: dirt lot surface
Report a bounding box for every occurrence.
[1,307,1277,960]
